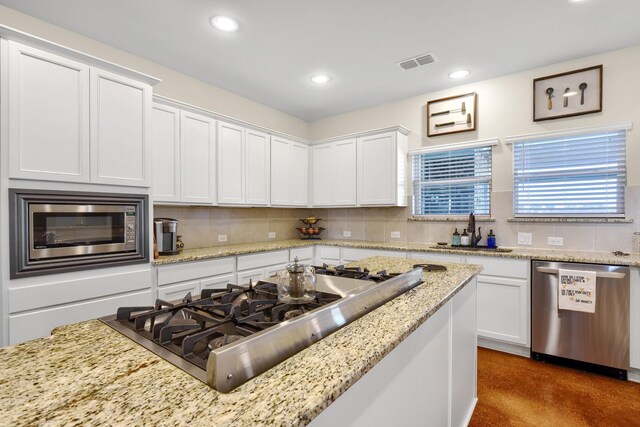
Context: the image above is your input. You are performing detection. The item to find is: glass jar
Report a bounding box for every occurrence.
[176,235,185,251]
[277,257,316,304]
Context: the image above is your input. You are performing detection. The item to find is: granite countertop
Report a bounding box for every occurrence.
[154,239,640,267]
[0,256,480,427]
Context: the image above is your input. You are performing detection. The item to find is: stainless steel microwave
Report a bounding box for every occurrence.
[10,190,149,278]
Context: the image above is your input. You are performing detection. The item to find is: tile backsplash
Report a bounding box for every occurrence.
[154,186,640,254]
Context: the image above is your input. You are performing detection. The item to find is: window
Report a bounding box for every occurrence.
[511,127,627,217]
[411,141,494,217]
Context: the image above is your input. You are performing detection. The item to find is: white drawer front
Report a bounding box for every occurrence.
[201,274,236,292]
[290,247,314,262]
[318,246,341,261]
[157,257,235,285]
[237,250,289,271]
[9,268,152,313]
[466,256,529,279]
[158,280,200,301]
[9,290,152,345]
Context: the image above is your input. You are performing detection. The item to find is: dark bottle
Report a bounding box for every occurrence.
[487,229,497,248]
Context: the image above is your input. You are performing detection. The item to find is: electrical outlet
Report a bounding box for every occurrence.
[548,236,564,246]
[343,231,352,238]
[517,232,532,246]
[268,231,276,239]
[218,234,228,242]
[390,231,401,239]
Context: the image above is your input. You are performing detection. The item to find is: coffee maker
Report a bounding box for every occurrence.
[154,218,179,255]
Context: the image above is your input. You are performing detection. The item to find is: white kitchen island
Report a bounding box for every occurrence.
[0,256,480,426]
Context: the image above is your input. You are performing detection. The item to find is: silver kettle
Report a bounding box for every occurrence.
[277,257,316,304]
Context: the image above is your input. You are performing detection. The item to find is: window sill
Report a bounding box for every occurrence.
[507,217,633,224]
[409,216,496,223]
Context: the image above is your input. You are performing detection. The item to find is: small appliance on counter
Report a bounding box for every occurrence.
[296,216,325,240]
[154,218,180,255]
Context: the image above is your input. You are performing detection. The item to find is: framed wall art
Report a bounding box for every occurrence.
[427,92,477,137]
[533,65,602,122]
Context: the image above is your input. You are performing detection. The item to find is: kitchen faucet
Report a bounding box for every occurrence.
[468,213,482,246]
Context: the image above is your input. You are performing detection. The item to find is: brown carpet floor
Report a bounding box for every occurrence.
[469,347,640,427]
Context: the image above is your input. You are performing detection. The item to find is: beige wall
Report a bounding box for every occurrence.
[161,44,640,253]
[309,44,640,189]
[0,5,310,139]
[305,44,640,253]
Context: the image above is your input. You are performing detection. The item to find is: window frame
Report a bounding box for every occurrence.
[507,123,630,219]
[410,139,497,219]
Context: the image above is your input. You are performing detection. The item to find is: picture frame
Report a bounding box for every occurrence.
[427,92,477,137]
[533,65,602,122]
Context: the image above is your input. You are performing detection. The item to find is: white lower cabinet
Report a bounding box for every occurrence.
[410,252,530,352]
[468,256,530,348]
[7,267,153,345]
[158,280,200,301]
[316,246,341,265]
[290,247,314,264]
[156,257,235,299]
[236,250,289,285]
[310,277,477,427]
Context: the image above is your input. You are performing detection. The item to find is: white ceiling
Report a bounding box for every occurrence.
[2,0,640,121]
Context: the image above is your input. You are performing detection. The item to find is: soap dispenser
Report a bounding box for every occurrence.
[452,228,461,246]
[487,229,497,248]
[460,229,470,246]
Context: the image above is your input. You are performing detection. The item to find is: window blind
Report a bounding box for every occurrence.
[513,130,626,217]
[412,146,492,216]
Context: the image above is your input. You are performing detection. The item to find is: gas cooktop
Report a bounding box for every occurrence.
[100,266,425,392]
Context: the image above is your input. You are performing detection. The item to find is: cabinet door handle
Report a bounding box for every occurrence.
[535,266,626,280]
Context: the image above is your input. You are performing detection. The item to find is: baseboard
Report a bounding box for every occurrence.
[478,337,530,358]
[629,368,640,383]
[463,397,478,427]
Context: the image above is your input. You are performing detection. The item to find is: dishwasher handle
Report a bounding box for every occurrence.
[535,266,626,280]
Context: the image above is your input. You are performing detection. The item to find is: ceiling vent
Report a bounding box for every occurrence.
[398,53,437,71]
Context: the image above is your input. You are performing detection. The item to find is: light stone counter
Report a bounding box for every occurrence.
[0,256,480,427]
[154,239,640,267]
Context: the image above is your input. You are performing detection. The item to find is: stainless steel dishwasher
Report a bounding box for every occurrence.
[531,260,629,379]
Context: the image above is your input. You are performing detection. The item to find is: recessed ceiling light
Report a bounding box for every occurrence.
[448,70,470,79]
[310,74,331,84]
[211,16,238,32]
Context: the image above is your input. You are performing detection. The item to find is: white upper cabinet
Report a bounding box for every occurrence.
[217,121,245,204]
[290,142,309,206]
[151,103,181,201]
[357,130,408,206]
[5,39,155,187]
[245,129,270,206]
[151,102,217,205]
[217,122,270,206]
[7,41,90,182]
[312,139,356,206]
[270,136,291,205]
[90,68,151,186]
[180,110,216,204]
[271,136,309,207]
